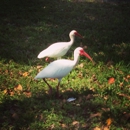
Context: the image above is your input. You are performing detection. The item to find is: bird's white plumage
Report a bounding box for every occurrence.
[35,59,74,80]
[37,30,82,59]
[35,47,84,81]
[37,42,72,58]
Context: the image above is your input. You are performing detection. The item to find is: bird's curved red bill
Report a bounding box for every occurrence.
[82,51,93,62]
[75,32,83,38]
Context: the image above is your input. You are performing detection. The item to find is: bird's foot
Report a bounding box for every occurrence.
[48,88,53,95]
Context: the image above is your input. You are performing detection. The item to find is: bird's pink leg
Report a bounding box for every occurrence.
[45,57,50,62]
[56,81,60,97]
[43,78,52,95]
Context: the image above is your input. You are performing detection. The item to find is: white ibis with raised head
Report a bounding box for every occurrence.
[37,30,82,60]
[35,47,93,96]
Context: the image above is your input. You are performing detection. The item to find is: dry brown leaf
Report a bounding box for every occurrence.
[5,70,9,74]
[101,107,110,112]
[3,89,7,94]
[12,112,19,119]
[127,75,130,79]
[106,118,112,126]
[92,74,97,82]
[90,112,102,118]
[117,93,130,100]
[22,72,29,77]
[104,95,108,100]
[61,123,67,128]
[36,65,43,69]
[9,91,14,96]
[124,77,128,82]
[93,127,101,130]
[72,121,79,126]
[103,126,110,130]
[78,63,84,68]
[81,123,88,128]
[108,77,115,84]
[50,124,55,129]
[14,84,23,91]
[89,87,95,92]
[62,88,73,93]
[119,82,123,87]
[23,91,31,97]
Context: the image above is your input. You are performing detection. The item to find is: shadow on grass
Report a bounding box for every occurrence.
[0,87,129,129]
[0,0,130,65]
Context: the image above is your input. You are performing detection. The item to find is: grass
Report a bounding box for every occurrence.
[0,0,130,129]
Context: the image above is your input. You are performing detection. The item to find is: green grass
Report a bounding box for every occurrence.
[0,0,130,129]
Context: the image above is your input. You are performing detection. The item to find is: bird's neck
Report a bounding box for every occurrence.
[69,35,75,45]
[73,54,80,67]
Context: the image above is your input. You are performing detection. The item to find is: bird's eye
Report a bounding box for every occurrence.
[80,49,83,52]
[79,49,84,55]
[74,32,77,35]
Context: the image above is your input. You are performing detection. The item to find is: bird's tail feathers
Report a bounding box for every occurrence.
[37,51,47,59]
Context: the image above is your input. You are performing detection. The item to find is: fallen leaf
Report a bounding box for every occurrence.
[77,63,84,68]
[89,87,95,92]
[72,121,79,126]
[12,112,19,119]
[104,95,108,100]
[9,91,14,96]
[22,72,29,77]
[127,75,130,79]
[3,89,7,94]
[108,77,115,84]
[90,112,102,118]
[81,123,88,128]
[103,126,110,130]
[50,124,55,129]
[5,70,9,74]
[124,77,128,82]
[106,118,112,126]
[101,107,110,112]
[93,127,101,130]
[62,88,73,93]
[23,91,31,97]
[14,84,23,91]
[36,65,43,69]
[119,82,123,87]
[61,123,67,128]
[117,93,130,100]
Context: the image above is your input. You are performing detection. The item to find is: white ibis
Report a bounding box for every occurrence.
[37,30,82,60]
[35,47,93,96]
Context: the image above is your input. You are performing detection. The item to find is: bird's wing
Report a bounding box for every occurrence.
[35,59,74,79]
[37,42,71,58]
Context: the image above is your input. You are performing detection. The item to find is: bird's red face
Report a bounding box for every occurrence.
[79,49,93,62]
[74,31,83,38]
